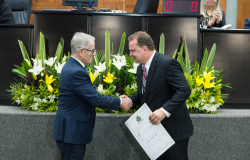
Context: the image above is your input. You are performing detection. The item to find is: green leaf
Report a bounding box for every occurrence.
[55,43,62,61]
[105,31,110,71]
[179,40,184,56]
[194,61,199,77]
[18,40,31,63]
[22,60,29,74]
[200,48,208,74]
[177,52,185,72]
[12,69,26,77]
[206,43,216,72]
[118,32,126,56]
[14,65,26,75]
[216,71,225,82]
[184,34,191,74]
[24,59,32,69]
[221,83,232,87]
[39,32,46,68]
[172,49,177,58]
[159,33,165,55]
[59,37,64,62]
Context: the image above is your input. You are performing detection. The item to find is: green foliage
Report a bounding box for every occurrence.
[39,32,46,68]
[8,32,70,112]
[173,35,231,114]
[88,31,138,114]
[105,31,110,70]
[8,82,59,112]
[118,32,126,56]
[159,33,165,55]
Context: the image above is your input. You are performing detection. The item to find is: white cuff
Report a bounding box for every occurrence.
[119,97,122,105]
[160,108,171,118]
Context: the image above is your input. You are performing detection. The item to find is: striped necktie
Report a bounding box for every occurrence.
[143,66,147,95]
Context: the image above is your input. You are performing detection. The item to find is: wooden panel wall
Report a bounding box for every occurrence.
[30,0,166,24]
[30,0,232,26]
[220,0,227,18]
[237,0,250,29]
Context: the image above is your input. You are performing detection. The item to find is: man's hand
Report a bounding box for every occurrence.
[119,95,133,111]
[149,109,166,125]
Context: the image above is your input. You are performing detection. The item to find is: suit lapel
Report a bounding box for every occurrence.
[70,57,89,75]
[144,52,160,100]
[137,64,143,95]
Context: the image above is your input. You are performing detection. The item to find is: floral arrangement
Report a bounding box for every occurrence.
[86,31,139,114]
[8,31,230,114]
[8,33,70,112]
[8,31,138,113]
[171,35,232,114]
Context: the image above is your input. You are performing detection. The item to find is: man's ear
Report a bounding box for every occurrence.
[77,48,82,56]
[142,46,148,52]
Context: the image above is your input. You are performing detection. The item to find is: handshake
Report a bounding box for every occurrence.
[119,95,133,111]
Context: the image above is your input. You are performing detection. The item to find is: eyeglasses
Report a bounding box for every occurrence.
[77,47,95,54]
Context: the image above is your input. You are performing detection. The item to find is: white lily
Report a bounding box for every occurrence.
[97,84,106,93]
[61,55,67,63]
[28,63,44,75]
[112,55,127,70]
[94,62,106,73]
[128,63,140,74]
[15,99,21,105]
[55,62,66,74]
[44,57,56,67]
[31,58,42,67]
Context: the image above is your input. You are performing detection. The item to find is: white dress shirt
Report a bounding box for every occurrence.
[142,50,171,118]
[71,56,122,105]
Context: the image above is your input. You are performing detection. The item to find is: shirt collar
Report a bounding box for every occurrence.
[71,56,85,68]
[143,50,156,71]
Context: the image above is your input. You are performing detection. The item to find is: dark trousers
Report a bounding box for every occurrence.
[150,138,189,160]
[56,140,86,160]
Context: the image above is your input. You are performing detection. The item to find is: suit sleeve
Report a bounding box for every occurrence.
[72,71,120,111]
[130,91,141,108]
[162,59,191,114]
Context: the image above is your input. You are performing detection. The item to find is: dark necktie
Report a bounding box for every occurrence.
[143,66,147,95]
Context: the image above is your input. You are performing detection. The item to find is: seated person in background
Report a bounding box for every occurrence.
[0,0,15,24]
[200,0,226,28]
[244,17,250,29]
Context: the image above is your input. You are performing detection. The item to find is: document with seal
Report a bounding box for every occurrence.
[125,103,175,160]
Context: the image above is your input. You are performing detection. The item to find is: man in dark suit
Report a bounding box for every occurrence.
[126,31,193,160]
[244,17,250,29]
[53,32,130,160]
[0,0,15,24]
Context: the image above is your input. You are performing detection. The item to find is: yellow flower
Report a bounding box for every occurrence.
[103,72,117,84]
[196,76,204,86]
[40,74,56,93]
[204,80,215,89]
[203,71,214,81]
[89,71,98,83]
[205,90,210,96]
